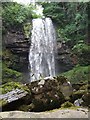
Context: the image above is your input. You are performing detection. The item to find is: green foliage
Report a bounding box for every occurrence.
[74,90,87,95]
[2,2,43,30]
[23,22,32,38]
[72,43,89,53]
[72,43,90,65]
[43,2,87,44]
[2,2,31,28]
[62,65,89,84]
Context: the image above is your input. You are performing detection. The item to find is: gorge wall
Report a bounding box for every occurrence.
[2,22,76,82]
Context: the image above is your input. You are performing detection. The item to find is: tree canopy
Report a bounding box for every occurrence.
[42,2,88,45]
[2,2,43,30]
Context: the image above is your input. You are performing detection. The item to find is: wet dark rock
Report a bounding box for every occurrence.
[0,88,31,111]
[82,93,90,107]
[2,31,30,73]
[56,41,76,74]
[27,76,73,112]
[3,31,30,54]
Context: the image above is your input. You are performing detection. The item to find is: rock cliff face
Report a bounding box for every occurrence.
[2,30,30,74]
[3,31,30,54]
[3,31,75,74]
[56,41,76,74]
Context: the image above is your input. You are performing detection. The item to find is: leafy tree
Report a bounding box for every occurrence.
[2,2,32,30]
[2,2,43,30]
[42,2,88,45]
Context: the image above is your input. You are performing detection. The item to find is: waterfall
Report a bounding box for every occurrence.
[29,18,56,82]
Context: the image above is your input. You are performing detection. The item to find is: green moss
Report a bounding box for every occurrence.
[2,49,17,69]
[61,101,74,108]
[2,49,24,71]
[62,65,89,84]
[0,99,7,107]
[72,43,90,53]
[0,81,30,94]
[80,84,89,91]
[74,90,87,95]
[3,67,22,78]
[2,66,22,84]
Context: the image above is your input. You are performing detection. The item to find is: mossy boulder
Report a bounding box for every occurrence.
[0,81,30,94]
[0,82,31,111]
[71,90,87,103]
[70,82,89,105]
[26,76,73,112]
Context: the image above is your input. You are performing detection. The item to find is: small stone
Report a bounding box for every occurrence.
[38,80,45,85]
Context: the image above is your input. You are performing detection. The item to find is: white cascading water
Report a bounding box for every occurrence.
[29,18,56,82]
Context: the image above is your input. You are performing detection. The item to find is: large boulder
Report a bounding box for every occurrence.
[27,76,73,112]
[0,82,31,111]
